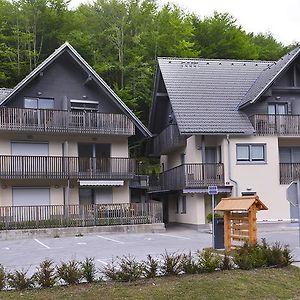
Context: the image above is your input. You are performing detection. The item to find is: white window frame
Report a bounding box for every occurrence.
[236,144,266,164]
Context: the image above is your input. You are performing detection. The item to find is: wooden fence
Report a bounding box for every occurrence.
[0,203,163,230]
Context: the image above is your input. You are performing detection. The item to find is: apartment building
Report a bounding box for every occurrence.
[148,46,300,228]
[0,42,150,208]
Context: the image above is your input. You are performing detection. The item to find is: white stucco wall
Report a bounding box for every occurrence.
[112,181,130,203]
[69,186,79,205]
[223,135,290,221]
[168,193,206,225]
[50,187,64,205]
[0,186,12,206]
[110,138,128,158]
[0,139,10,155]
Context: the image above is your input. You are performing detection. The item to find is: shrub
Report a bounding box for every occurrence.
[7,270,34,290]
[101,259,119,281]
[233,242,267,270]
[102,256,143,282]
[198,249,221,273]
[160,251,182,276]
[181,252,199,274]
[0,265,6,290]
[219,253,234,271]
[81,258,97,283]
[116,255,143,282]
[56,260,82,285]
[206,213,223,223]
[282,245,293,266]
[142,255,159,278]
[260,239,293,267]
[233,240,293,270]
[34,259,57,288]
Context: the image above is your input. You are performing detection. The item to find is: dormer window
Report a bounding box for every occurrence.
[24,97,54,109]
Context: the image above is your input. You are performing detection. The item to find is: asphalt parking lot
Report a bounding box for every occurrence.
[1,223,300,275]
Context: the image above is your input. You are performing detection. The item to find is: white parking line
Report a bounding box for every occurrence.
[97,235,125,244]
[97,259,108,265]
[157,233,191,240]
[34,239,50,249]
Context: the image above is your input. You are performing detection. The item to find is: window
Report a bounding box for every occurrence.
[241,191,256,196]
[236,144,266,163]
[268,103,287,115]
[175,198,179,214]
[181,196,186,214]
[70,99,99,111]
[279,147,300,163]
[24,97,54,109]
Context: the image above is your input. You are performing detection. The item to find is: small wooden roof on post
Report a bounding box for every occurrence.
[214,196,268,212]
[214,196,268,251]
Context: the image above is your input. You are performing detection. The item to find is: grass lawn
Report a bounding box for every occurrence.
[1,267,300,300]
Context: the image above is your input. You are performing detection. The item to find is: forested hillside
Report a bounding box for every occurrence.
[0,0,293,125]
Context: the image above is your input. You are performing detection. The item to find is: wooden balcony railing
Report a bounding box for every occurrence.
[0,202,163,230]
[150,163,224,191]
[279,163,300,184]
[0,156,136,180]
[250,114,300,136]
[150,124,186,156]
[0,107,134,135]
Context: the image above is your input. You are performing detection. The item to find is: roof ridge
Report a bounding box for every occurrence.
[158,57,274,64]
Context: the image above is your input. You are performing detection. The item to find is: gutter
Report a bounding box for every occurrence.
[226,134,238,196]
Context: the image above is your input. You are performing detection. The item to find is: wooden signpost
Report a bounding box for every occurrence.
[214,196,268,251]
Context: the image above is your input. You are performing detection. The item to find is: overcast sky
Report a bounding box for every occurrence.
[70,0,300,46]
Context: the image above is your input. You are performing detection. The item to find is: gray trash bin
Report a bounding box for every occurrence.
[213,217,224,249]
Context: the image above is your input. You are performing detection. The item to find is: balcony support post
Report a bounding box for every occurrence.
[201,135,206,164]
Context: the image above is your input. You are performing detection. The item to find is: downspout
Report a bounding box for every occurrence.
[226,134,238,196]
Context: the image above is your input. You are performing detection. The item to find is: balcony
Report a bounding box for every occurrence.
[279,163,300,184]
[0,107,134,135]
[250,114,300,136]
[129,175,150,189]
[150,124,186,156]
[0,156,136,180]
[150,163,224,191]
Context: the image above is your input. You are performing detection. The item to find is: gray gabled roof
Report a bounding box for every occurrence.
[239,46,300,108]
[157,57,271,135]
[0,42,151,137]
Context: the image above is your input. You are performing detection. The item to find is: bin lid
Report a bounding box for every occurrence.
[214,196,268,212]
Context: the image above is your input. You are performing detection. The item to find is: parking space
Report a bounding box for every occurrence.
[0,228,211,275]
[1,223,300,275]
